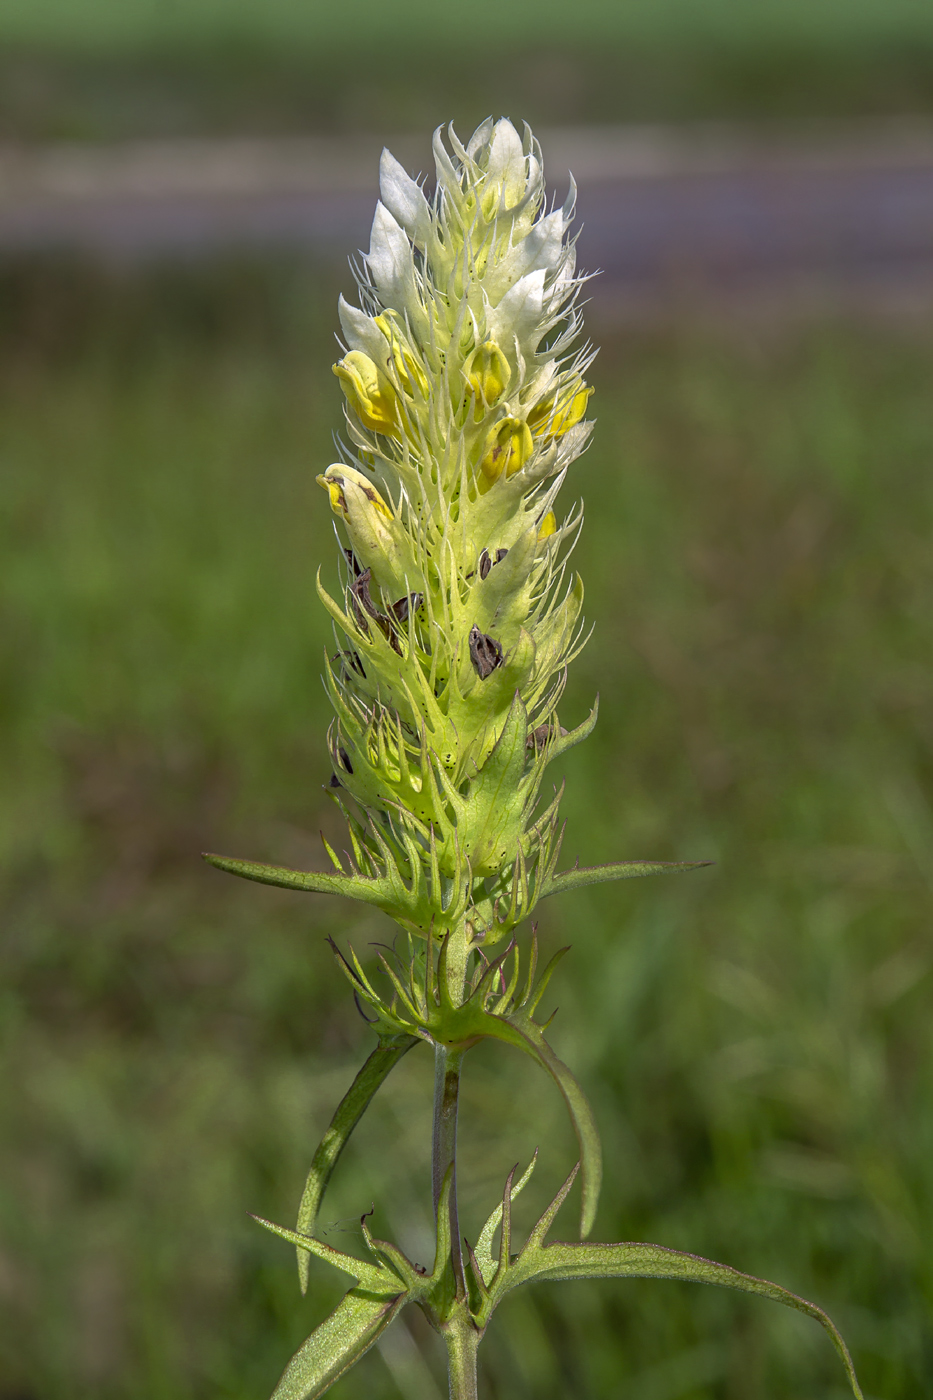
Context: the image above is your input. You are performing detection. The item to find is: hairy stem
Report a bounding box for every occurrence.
[433,1042,465,1292]
[444,923,472,1006]
[443,1315,480,1400]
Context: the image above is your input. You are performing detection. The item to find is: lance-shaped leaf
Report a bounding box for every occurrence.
[203,852,404,907]
[203,792,477,938]
[499,1228,863,1399]
[294,1034,419,1293]
[270,1289,406,1400]
[251,1213,397,1295]
[539,858,713,902]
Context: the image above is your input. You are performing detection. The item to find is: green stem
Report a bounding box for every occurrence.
[433,1042,465,1292]
[444,922,471,1005]
[443,1314,480,1400]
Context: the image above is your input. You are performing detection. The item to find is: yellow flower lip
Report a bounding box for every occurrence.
[479,416,534,486]
[317,464,414,596]
[333,351,400,436]
[317,472,347,515]
[318,465,393,523]
[528,381,592,439]
[463,340,511,411]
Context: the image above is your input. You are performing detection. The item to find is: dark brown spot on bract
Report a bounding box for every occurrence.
[391,592,423,626]
[478,547,508,580]
[348,569,404,654]
[469,626,503,679]
[349,567,380,622]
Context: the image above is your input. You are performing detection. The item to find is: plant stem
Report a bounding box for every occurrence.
[443,1315,480,1400]
[434,926,475,1395]
[432,1042,465,1291]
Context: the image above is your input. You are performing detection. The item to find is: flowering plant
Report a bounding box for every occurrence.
[206,118,863,1400]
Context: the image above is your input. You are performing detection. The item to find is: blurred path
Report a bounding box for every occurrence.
[3,122,933,317]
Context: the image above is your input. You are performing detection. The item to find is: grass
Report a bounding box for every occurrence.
[3,3,933,140]
[3,0,933,50]
[1,256,932,1399]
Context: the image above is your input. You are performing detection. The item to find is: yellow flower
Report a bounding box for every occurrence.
[333,351,400,436]
[528,380,592,440]
[479,416,533,486]
[463,340,511,413]
[317,464,416,595]
[537,510,557,541]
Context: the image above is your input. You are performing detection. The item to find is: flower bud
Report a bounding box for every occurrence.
[333,351,400,436]
[479,416,534,486]
[317,464,416,596]
[537,510,557,541]
[528,380,592,440]
[463,340,511,411]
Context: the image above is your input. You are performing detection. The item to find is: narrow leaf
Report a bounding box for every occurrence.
[295,1035,418,1293]
[513,1241,863,1400]
[203,851,394,907]
[251,1215,390,1294]
[541,859,712,902]
[432,1164,454,1278]
[271,1289,406,1400]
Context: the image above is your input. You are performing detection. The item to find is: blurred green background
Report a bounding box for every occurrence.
[4,0,933,139]
[2,3,933,1399]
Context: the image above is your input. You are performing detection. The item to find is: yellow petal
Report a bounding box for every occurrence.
[528,380,592,439]
[317,465,412,594]
[333,351,400,435]
[463,340,511,411]
[479,416,534,486]
[316,472,347,515]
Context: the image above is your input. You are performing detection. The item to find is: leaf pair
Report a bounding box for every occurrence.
[258,1157,864,1400]
[202,836,710,945]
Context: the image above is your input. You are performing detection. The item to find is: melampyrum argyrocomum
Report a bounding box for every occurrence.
[206,118,864,1400]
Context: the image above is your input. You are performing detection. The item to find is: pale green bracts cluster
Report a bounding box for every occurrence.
[206,120,864,1400]
[319,116,593,914]
[211,116,668,946]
